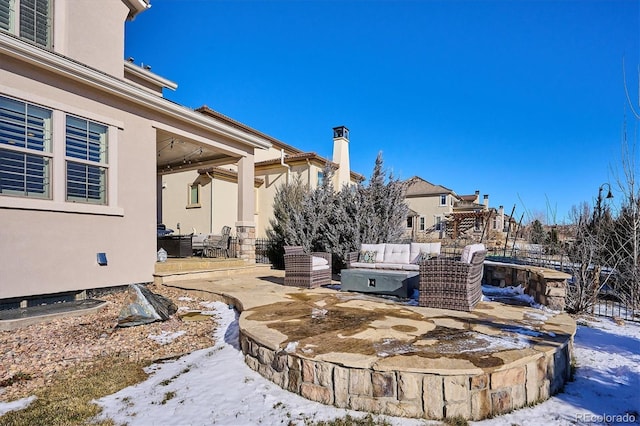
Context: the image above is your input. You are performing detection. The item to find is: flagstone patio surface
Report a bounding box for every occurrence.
[165,268,576,421]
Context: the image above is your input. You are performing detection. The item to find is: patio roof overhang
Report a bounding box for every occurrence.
[155,127,243,174]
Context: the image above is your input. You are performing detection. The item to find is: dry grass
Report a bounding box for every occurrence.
[0,355,148,426]
[304,414,393,426]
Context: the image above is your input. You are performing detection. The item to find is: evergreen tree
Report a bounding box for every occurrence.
[530,220,545,244]
[266,152,410,271]
[358,152,409,244]
[266,177,309,265]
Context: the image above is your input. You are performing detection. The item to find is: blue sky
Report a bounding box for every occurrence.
[125,0,639,224]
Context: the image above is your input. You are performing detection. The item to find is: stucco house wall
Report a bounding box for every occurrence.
[56,0,130,78]
[0,55,157,300]
[0,0,269,302]
[161,170,242,236]
[404,176,456,240]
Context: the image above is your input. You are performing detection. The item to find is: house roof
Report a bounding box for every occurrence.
[122,0,151,20]
[404,176,455,197]
[196,166,264,186]
[197,106,300,154]
[459,194,477,202]
[256,152,365,182]
[0,34,274,153]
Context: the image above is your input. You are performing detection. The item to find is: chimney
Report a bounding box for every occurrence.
[483,194,489,210]
[474,190,480,203]
[332,126,351,188]
[499,205,504,216]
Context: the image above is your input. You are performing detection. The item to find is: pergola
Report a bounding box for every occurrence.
[445,209,496,240]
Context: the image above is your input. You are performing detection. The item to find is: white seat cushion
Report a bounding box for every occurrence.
[312,264,331,271]
[312,256,329,267]
[350,262,378,269]
[460,243,486,263]
[376,263,405,270]
[402,264,420,271]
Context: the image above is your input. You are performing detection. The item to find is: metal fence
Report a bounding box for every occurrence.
[592,298,639,322]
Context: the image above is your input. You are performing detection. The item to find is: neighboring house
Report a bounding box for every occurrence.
[404,176,512,243]
[0,0,272,306]
[161,124,364,238]
[404,176,457,240]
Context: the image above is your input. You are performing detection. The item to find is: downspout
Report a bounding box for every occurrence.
[306,159,311,185]
[280,149,290,184]
[206,171,215,233]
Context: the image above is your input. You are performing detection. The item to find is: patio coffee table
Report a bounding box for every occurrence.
[340,269,419,298]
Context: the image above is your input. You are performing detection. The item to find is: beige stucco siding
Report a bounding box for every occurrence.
[405,195,452,235]
[54,0,130,78]
[0,63,158,299]
[161,171,239,236]
[254,162,323,237]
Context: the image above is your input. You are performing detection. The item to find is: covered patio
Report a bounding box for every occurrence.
[153,109,273,263]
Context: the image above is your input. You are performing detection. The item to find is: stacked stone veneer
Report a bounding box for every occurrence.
[484,263,569,311]
[240,332,572,421]
[235,225,256,264]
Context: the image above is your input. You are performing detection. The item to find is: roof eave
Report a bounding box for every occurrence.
[0,33,272,151]
[122,0,151,20]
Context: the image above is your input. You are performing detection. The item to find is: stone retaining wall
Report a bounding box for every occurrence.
[483,263,570,311]
[240,332,573,421]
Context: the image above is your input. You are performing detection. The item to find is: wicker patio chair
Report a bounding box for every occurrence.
[203,226,231,258]
[283,246,332,288]
[418,249,487,311]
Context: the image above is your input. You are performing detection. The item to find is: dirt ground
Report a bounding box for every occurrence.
[0,284,218,402]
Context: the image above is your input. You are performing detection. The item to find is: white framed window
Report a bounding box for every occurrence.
[0,0,52,48]
[406,216,413,229]
[439,194,447,206]
[0,95,52,198]
[65,115,108,204]
[419,216,425,231]
[317,170,323,186]
[435,216,442,231]
[187,183,200,208]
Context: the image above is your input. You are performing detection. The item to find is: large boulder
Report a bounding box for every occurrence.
[117,284,177,327]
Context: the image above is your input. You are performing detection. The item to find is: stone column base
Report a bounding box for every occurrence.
[236,224,256,264]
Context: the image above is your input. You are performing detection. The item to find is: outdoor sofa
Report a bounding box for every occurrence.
[347,242,442,271]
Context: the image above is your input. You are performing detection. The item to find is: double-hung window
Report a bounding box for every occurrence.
[0,95,52,198]
[65,115,108,204]
[0,0,52,48]
[439,194,447,206]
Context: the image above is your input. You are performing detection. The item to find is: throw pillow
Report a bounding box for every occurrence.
[411,251,438,265]
[359,250,377,263]
[411,252,432,264]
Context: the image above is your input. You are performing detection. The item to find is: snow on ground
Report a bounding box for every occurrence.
[2,294,639,425]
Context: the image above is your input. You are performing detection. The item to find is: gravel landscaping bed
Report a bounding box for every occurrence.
[0,284,218,402]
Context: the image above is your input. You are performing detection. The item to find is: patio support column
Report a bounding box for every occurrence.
[236,153,256,263]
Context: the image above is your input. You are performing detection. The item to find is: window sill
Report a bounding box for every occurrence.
[0,197,124,216]
[186,204,201,209]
